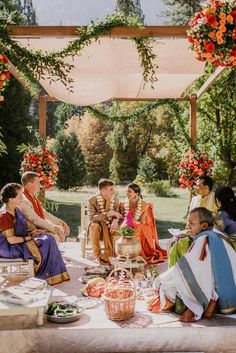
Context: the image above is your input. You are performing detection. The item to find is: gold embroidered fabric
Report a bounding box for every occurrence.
[2,228,14,238]
[87,196,119,223]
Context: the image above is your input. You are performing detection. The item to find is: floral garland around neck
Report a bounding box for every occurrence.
[124,197,142,221]
[96,195,115,225]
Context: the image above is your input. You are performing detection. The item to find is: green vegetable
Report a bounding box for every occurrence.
[119,226,135,237]
[46,303,81,317]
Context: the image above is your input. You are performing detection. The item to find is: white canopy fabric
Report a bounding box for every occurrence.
[16,37,206,105]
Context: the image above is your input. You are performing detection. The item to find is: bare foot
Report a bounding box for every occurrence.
[180,308,196,322]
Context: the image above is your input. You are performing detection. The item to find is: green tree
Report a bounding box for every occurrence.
[0,0,37,186]
[54,131,86,190]
[116,0,144,23]
[137,154,168,182]
[162,0,202,25]
[196,69,236,185]
[78,112,112,185]
[54,103,84,132]
[0,78,34,186]
[104,101,183,183]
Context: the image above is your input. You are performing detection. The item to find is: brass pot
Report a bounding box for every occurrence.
[115,235,141,259]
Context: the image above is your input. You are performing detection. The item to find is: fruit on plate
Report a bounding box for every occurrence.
[81,277,105,298]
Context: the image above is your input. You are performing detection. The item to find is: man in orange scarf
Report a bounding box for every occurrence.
[19,172,69,243]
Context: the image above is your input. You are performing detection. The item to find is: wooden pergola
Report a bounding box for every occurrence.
[6,25,226,145]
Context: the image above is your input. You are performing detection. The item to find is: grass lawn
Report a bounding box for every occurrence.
[46,186,189,239]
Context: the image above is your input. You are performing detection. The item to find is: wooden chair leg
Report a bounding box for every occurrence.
[80,238,86,258]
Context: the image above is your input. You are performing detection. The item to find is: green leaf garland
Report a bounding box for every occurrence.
[0,12,157,94]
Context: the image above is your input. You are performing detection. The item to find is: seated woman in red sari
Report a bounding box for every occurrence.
[0,183,70,285]
[120,183,167,264]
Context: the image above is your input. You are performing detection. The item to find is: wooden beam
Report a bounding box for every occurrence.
[190,93,197,147]
[7,25,189,38]
[34,94,58,102]
[39,94,46,137]
[43,95,190,103]
[196,67,226,99]
[114,96,190,102]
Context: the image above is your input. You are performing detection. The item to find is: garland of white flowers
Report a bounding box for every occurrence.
[124,197,142,221]
[96,195,115,225]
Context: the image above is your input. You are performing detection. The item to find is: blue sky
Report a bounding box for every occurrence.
[32,0,166,25]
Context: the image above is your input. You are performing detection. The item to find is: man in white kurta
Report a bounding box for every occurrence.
[189,176,217,215]
[152,207,236,322]
[19,172,70,243]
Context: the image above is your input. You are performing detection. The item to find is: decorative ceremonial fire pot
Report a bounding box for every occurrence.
[115,226,141,259]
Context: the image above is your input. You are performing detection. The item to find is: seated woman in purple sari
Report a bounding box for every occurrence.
[214,186,236,250]
[0,183,70,285]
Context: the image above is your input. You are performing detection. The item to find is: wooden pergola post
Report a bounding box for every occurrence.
[190,93,197,147]
[39,94,46,137]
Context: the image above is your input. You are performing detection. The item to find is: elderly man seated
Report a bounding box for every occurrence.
[19,172,70,243]
[168,176,218,267]
[149,207,236,322]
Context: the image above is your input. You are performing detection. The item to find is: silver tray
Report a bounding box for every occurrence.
[45,303,84,324]
[84,265,111,276]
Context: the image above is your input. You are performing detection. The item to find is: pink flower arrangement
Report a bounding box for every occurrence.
[20,145,59,190]
[179,150,214,191]
[0,55,10,95]
[120,211,135,237]
[187,0,236,66]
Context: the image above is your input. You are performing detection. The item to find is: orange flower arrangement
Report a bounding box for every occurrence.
[20,145,59,190]
[0,54,10,95]
[179,150,214,191]
[187,0,236,66]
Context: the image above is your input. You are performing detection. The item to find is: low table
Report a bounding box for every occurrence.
[0,258,34,277]
[0,275,51,326]
[109,256,146,274]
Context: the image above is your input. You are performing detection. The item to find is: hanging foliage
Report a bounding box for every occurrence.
[0,12,157,93]
[86,99,177,123]
[86,99,193,150]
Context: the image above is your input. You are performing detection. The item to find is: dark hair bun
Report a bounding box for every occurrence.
[0,183,22,204]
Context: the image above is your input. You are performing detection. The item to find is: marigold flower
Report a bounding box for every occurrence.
[210,6,217,13]
[208,31,216,39]
[232,29,236,40]
[216,30,223,38]
[217,37,224,45]
[219,25,227,33]
[219,12,226,20]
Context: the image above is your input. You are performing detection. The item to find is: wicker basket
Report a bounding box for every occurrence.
[102,268,136,321]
